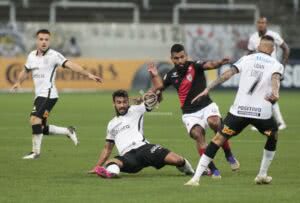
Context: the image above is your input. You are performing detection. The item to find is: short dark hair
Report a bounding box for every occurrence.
[112,89,128,101]
[36,29,51,36]
[261,35,274,42]
[171,43,185,54]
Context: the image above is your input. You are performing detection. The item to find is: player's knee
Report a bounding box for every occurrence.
[190,125,205,140]
[208,117,221,132]
[32,124,43,135]
[30,116,42,125]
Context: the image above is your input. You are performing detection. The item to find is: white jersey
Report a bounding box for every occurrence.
[106,104,150,156]
[247,30,284,58]
[25,49,67,99]
[230,53,284,119]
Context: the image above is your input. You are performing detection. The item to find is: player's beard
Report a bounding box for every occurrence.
[175,61,191,77]
[115,106,129,116]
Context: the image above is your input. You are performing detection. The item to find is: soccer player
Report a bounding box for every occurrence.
[147,44,240,178]
[88,90,194,178]
[185,35,283,186]
[248,16,289,130]
[11,29,102,159]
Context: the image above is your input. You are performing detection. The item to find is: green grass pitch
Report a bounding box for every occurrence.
[0,91,299,203]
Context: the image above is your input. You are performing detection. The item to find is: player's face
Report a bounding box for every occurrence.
[114,96,129,116]
[256,18,267,33]
[171,51,188,67]
[36,33,50,52]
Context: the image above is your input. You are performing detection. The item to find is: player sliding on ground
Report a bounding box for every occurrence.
[185,35,283,186]
[88,89,194,178]
[11,29,102,159]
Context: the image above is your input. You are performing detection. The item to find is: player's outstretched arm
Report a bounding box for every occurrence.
[265,73,281,104]
[147,62,164,91]
[10,68,29,92]
[88,142,114,174]
[202,57,231,70]
[280,42,290,67]
[191,67,238,104]
[64,60,103,83]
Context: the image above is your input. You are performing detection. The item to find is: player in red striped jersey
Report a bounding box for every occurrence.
[148,44,240,178]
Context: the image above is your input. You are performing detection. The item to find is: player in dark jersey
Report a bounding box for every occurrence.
[148,44,240,178]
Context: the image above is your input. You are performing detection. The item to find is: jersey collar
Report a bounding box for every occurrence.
[36,48,50,56]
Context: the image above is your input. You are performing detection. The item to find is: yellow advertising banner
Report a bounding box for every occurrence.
[0,57,146,90]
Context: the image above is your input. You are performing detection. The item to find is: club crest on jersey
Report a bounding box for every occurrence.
[186,74,193,82]
[171,72,178,78]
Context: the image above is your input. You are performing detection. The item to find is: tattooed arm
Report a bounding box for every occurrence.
[191,67,239,104]
[265,73,281,104]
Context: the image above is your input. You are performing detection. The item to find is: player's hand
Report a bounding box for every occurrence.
[88,166,98,174]
[265,92,279,104]
[191,88,209,104]
[147,62,159,77]
[220,57,231,65]
[10,82,20,92]
[88,73,103,83]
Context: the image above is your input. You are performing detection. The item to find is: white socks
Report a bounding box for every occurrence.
[191,154,213,182]
[258,149,276,177]
[272,103,285,125]
[106,164,120,175]
[32,134,43,154]
[49,125,69,135]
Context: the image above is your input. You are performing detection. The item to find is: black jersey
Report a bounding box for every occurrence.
[163,61,213,114]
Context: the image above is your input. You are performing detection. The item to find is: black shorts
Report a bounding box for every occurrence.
[115,143,170,173]
[220,112,278,138]
[30,97,58,119]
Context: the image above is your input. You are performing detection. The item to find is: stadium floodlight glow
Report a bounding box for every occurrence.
[0,0,16,25]
[49,1,140,24]
[172,3,260,25]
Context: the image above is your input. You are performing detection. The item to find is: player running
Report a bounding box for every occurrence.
[88,89,194,178]
[185,35,283,186]
[11,29,102,159]
[248,16,289,130]
[147,44,240,178]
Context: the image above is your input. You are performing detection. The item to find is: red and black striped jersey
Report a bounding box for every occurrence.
[163,61,212,114]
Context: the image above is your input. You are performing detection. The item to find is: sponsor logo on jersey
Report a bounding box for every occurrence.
[171,72,178,78]
[111,124,130,136]
[186,74,193,82]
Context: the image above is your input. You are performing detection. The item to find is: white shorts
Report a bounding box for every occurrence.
[182,102,221,133]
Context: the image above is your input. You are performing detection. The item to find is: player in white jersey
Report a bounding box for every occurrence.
[248,16,289,130]
[88,90,194,178]
[11,29,102,159]
[185,35,283,186]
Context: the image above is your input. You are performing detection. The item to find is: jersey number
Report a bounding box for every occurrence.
[248,76,262,95]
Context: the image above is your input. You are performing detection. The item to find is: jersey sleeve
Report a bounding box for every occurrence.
[273,63,284,76]
[24,54,32,71]
[130,104,147,114]
[163,72,172,89]
[105,123,115,143]
[194,60,205,70]
[55,51,68,67]
[272,32,284,46]
[247,35,256,51]
[232,56,246,72]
